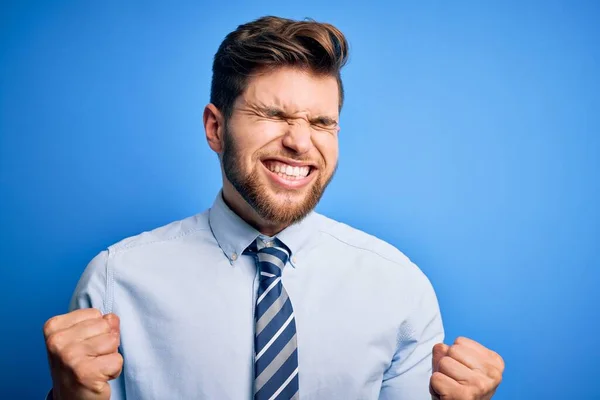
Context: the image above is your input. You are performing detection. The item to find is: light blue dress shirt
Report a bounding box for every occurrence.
[55,191,444,399]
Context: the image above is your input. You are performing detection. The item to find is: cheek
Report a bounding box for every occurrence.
[228,124,280,166]
[233,121,284,155]
[313,133,339,170]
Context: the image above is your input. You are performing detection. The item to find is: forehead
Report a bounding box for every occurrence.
[238,67,340,115]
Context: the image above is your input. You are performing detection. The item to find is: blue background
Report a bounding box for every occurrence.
[1,1,598,399]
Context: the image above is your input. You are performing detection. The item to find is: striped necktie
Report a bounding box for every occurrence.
[244,238,299,400]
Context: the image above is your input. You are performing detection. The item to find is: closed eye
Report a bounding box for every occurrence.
[310,117,338,130]
[254,106,338,129]
[262,107,287,120]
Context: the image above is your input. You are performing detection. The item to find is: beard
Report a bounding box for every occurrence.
[221,127,336,227]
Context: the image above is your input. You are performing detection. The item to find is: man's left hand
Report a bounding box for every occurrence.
[430,336,504,400]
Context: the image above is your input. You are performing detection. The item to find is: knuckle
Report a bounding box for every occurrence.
[430,371,445,386]
[85,308,103,319]
[114,353,124,369]
[488,365,503,382]
[86,317,111,333]
[71,308,101,322]
[438,356,452,371]
[432,343,445,353]
[446,344,460,357]
[496,373,503,386]
[46,333,62,354]
[490,364,503,383]
[473,375,488,393]
[86,334,118,355]
[109,331,120,343]
[104,333,121,351]
[97,318,112,331]
[61,344,82,366]
[43,316,60,336]
[454,336,468,345]
[109,313,120,325]
[495,352,505,370]
[485,367,502,382]
[106,353,124,380]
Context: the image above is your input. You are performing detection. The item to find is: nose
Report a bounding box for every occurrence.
[282,120,312,155]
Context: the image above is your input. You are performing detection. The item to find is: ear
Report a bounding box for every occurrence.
[203,103,225,153]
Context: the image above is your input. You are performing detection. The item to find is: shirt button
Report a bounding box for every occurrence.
[292,256,297,264]
[265,242,273,248]
[231,253,238,261]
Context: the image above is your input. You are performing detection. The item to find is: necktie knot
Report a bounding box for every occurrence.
[244,238,290,279]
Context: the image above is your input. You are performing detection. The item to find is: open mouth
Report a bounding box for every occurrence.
[261,159,316,188]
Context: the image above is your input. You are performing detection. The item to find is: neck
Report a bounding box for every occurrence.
[221,181,288,237]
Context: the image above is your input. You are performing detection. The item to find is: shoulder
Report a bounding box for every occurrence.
[106,209,211,255]
[314,213,413,266]
[313,213,434,286]
[314,212,440,308]
[70,210,212,311]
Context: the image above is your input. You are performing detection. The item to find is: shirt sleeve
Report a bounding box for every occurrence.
[47,250,126,400]
[378,269,445,400]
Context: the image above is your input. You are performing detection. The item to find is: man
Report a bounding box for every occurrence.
[43,16,504,400]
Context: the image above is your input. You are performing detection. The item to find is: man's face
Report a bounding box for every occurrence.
[222,66,340,227]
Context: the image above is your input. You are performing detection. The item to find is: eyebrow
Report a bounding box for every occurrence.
[258,106,286,118]
[254,105,338,126]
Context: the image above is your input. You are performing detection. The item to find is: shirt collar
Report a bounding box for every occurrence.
[208,190,319,267]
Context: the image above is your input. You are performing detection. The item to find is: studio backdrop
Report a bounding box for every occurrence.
[1,1,598,399]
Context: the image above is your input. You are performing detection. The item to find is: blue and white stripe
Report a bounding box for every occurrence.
[245,240,299,400]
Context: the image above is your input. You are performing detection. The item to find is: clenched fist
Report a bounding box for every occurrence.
[430,337,504,400]
[43,309,123,400]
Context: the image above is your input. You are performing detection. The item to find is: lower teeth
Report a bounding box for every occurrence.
[278,172,298,179]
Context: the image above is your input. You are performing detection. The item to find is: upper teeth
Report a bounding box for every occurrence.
[266,161,310,178]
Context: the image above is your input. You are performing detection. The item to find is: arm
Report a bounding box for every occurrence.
[44,251,126,400]
[70,250,126,399]
[379,271,444,400]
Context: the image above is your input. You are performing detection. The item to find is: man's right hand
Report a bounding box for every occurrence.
[43,309,123,400]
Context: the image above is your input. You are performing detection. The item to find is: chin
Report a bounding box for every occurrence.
[269,185,310,199]
[254,188,318,226]
[264,190,307,209]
